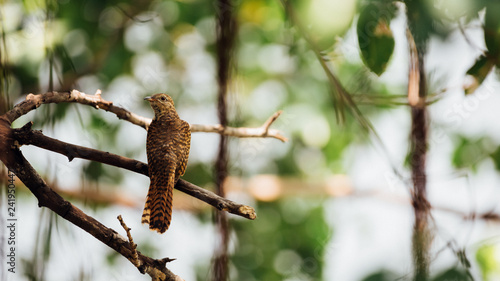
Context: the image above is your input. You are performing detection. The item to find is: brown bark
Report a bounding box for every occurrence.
[212,0,237,279]
[407,26,432,281]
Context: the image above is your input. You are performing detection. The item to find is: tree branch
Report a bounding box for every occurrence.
[406,16,431,281]
[5,89,287,141]
[191,110,287,142]
[12,121,257,220]
[0,129,181,280]
[117,215,142,268]
[4,89,150,129]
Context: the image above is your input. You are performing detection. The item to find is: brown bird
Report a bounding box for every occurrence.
[142,93,191,233]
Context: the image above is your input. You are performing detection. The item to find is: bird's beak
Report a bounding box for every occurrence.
[144,96,152,101]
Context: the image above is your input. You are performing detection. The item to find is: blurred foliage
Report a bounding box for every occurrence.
[466,1,500,94]
[404,0,446,47]
[451,135,500,173]
[290,0,356,50]
[484,1,500,64]
[476,244,500,280]
[361,270,398,281]
[432,267,472,281]
[82,161,123,183]
[183,162,216,186]
[451,136,490,172]
[229,199,330,281]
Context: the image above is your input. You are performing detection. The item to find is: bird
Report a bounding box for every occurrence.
[142,93,191,233]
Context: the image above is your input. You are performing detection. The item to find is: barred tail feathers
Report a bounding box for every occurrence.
[142,184,173,234]
[142,168,175,234]
[141,194,151,224]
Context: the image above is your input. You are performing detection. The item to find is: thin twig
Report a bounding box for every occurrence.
[262,110,283,135]
[190,112,287,142]
[117,215,141,268]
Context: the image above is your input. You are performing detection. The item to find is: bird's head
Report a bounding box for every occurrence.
[144,93,177,119]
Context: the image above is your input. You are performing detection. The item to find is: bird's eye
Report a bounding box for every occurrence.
[160,96,166,101]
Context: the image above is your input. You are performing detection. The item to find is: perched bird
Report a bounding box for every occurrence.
[142,93,191,233]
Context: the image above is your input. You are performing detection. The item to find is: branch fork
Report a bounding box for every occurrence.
[190,110,287,142]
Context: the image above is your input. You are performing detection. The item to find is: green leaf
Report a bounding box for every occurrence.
[451,136,487,171]
[357,1,396,76]
[465,54,495,95]
[476,244,500,280]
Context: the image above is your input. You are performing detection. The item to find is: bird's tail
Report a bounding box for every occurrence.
[142,181,173,234]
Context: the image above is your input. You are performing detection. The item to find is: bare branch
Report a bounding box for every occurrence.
[12,122,257,220]
[12,121,149,173]
[262,110,283,132]
[175,179,256,220]
[4,89,151,129]
[190,110,287,142]
[118,215,141,268]
[4,90,286,141]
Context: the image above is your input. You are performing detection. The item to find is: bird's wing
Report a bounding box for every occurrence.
[175,120,191,179]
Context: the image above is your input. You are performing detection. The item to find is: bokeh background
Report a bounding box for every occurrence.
[1,0,500,280]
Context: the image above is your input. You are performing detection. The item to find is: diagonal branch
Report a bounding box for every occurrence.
[0,140,181,280]
[117,215,142,268]
[12,121,257,220]
[4,90,286,141]
[4,89,150,129]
